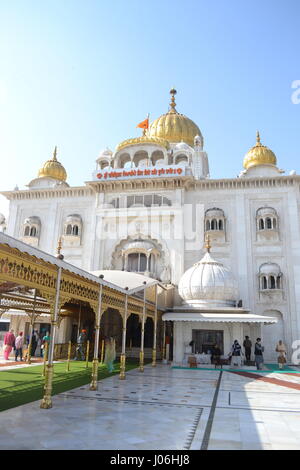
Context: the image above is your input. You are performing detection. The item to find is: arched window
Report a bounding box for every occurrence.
[127,253,147,273]
[204,208,226,235]
[63,215,82,240]
[24,226,30,236]
[256,207,279,234]
[266,218,272,229]
[269,276,276,289]
[262,276,268,290]
[211,219,217,230]
[30,227,37,237]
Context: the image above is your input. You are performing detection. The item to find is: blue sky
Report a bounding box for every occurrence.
[0,0,299,215]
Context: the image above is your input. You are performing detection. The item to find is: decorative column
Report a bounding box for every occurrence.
[40,266,62,409]
[27,289,37,364]
[139,281,147,372]
[90,276,104,391]
[119,287,128,380]
[146,253,150,275]
[124,253,129,271]
[152,283,158,367]
[162,320,166,362]
[77,303,82,340]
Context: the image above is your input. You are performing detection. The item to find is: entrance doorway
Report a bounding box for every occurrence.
[192,329,224,354]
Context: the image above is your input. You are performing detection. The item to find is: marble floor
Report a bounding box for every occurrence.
[1,364,300,450]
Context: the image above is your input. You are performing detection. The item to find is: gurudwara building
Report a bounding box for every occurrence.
[1,89,299,364]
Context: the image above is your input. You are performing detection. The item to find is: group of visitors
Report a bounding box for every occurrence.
[2,328,50,361]
[210,336,288,370]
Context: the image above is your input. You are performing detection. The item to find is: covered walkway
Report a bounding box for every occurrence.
[0,232,164,408]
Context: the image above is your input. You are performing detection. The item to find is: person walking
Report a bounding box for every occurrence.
[15,332,24,361]
[75,329,87,360]
[243,336,252,364]
[3,329,15,360]
[254,338,264,370]
[276,340,287,369]
[104,337,116,373]
[231,340,243,367]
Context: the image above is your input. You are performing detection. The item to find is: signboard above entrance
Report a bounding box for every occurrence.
[93,165,186,181]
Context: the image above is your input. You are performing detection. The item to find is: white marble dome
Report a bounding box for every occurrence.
[178,252,238,307]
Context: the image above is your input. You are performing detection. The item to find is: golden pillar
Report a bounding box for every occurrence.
[66,340,72,372]
[40,266,62,409]
[162,320,166,361]
[100,339,104,363]
[139,281,147,372]
[27,289,37,364]
[152,283,158,367]
[85,340,90,369]
[42,342,49,377]
[90,280,103,391]
[119,288,128,380]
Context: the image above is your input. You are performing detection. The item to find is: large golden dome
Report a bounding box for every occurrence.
[149,89,202,147]
[38,147,67,182]
[243,132,277,170]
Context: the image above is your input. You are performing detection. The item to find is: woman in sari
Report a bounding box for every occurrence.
[3,329,15,360]
[104,337,116,373]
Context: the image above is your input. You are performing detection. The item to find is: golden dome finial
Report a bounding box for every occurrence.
[256,131,261,146]
[53,146,58,161]
[169,88,177,113]
[205,234,211,253]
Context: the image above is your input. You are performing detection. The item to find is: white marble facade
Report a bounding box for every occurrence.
[1,91,299,364]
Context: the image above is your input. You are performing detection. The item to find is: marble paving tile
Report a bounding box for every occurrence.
[2,364,300,449]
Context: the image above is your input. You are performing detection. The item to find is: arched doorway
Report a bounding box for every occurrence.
[144,317,154,348]
[126,313,141,347]
[262,310,284,362]
[100,308,123,349]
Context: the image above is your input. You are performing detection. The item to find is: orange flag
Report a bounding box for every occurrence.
[136,118,149,129]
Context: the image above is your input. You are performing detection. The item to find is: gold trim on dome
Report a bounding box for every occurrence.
[38,147,67,182]
[116,135,170,152]
[243,131,277,170]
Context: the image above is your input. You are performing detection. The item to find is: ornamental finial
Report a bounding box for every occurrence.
[205,234,211,253]
[53,146,58,161]
[56,237,64,260]
[169,88,177,113]
[256,131,261,146]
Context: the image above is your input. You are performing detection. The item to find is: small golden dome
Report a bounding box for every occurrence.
[38,147,67,182]
[116,135,169,152]
[243,132,277,170]
[149,89,202,147]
